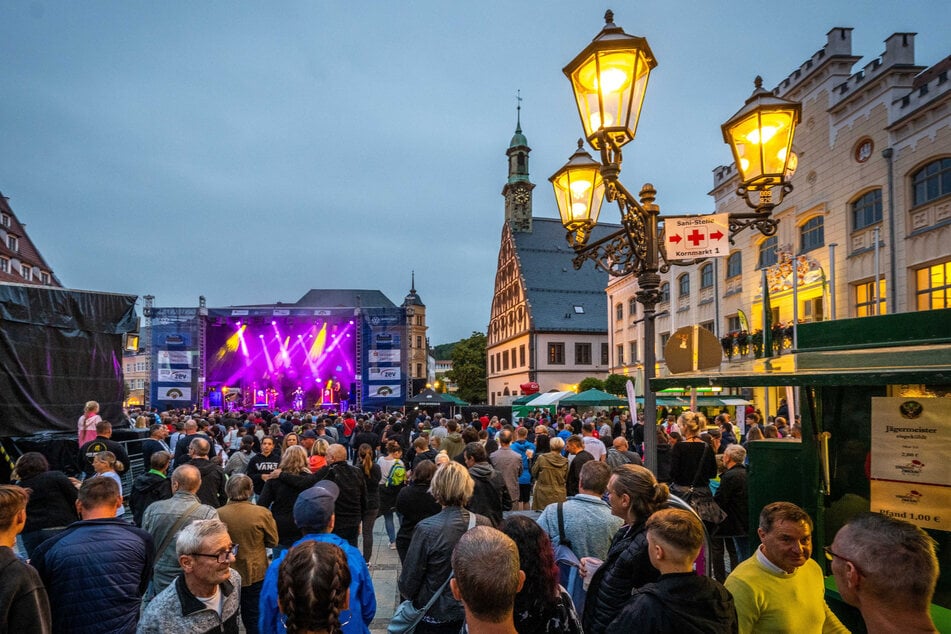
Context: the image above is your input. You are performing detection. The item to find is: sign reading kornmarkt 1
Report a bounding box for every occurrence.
[663,213,730,258]
[870,397,951,531]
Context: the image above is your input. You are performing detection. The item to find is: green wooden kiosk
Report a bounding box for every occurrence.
[652,308,951,630]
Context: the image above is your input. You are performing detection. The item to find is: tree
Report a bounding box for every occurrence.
[578,377,604,392]
[446,331,487,404]
[603,373,630,396]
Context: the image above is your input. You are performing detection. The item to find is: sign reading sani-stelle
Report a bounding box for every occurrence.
[663,213,730,258]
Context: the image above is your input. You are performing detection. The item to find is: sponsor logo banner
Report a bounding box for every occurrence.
[158,368,192,382]
[158,350,193,365]
[369,367,401,381]
[367,384,400,398]
[368,349,400,363]
[158,387,192,401]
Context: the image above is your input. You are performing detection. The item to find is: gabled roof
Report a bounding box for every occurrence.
[0,192,61,286]
[294,289,397,309]
[512,217,614,332]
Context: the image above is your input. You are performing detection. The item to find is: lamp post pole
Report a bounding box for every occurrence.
[551,11,800,473]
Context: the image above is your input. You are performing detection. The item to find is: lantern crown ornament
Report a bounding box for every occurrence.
[563,10,657,152]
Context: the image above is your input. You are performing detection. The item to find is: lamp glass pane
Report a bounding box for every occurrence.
[729,110,796,183]
[570,48,650,147]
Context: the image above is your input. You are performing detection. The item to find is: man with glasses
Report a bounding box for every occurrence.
[138,519,242,632]
[828,513,939,633]
[725,501,848,634]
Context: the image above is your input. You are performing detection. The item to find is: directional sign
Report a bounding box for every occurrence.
[663,213,730,259]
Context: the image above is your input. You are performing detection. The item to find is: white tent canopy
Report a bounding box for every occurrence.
[525,390,575,407]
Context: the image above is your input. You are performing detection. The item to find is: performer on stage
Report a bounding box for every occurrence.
[292,385,304,411]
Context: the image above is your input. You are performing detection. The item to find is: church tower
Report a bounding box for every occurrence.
[501,97,534,233]
[402,271,428,386]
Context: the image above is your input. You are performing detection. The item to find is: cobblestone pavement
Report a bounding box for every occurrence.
[365,516,402,633]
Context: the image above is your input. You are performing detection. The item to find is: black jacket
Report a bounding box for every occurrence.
[281,462,368,530]
[78,436,130,478]
[17,471,78,532]
[246,452,281,495]
[583,521,660,633]
[183,458,227,508]
[399,507,491,624]
[258,471,319,547]
[0,546,51,634]
[129,471,172,527]
[605,572,738,633]
[466,462,512,527]
[394,482,441,561]
[714,464,748,537]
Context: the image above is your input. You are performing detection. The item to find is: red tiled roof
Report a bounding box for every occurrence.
[0,192,62,287]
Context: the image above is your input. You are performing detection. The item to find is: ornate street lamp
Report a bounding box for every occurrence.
[551,10,800,472]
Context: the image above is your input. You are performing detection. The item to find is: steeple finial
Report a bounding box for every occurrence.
[515,90,522,134]
[410,270,416,293]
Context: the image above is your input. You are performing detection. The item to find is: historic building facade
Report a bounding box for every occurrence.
[402,273,430,392]
[0,192,61,287]
[486,117,612,405]
[608,27,950,385]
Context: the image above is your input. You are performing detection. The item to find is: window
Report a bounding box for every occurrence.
[416,363,423,377]
[700,321,714,332]
[629,341,638,363]
[40,272,50,285]
[700,263,714,289]
[20,265,30,279]
[0,213,9,227]
[416,336,422,349]
[915,261,951,310]
[726,252,742,279]
[912,158,951,206]
[7,235,18,252]
[548,342,565,365]
[0,258,7,273]
[659,333,671,357]
[678,274,690,297]
[852,189,883,231]
[727,315,742,332]
[629,297,638,318]
[615,303,623,321]
[757,236,778,269]
[519,345,526,367]
[510,347,516,368]
[575,342,592,365]
[659,283,670,303]
[855,280,887,316]
[502,349,509,371]
[573,305,584,314]
[802,297,824,322]
[616,344,624,366]
[601,342,609,365]
[490,355,495,374]
[799,216,824,253]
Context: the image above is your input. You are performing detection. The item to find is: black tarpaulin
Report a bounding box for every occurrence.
[0,283,137,437]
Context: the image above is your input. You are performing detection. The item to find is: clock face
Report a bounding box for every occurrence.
[514,190,530,205]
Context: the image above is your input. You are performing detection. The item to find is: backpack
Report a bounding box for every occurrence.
[383,459,406,489]
[553,502,587,614]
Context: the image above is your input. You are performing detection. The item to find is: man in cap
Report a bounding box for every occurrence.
[258,481,376,634]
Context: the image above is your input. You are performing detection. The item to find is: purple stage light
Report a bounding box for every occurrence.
[271,320,277,326]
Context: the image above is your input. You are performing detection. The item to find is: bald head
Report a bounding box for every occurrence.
[172,464,202,493]
[613,437,629,451]
[189,436,210,458]
[327,444,347,463]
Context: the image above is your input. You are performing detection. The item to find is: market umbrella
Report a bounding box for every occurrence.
[559,388,628,408]
[404,388,459,405]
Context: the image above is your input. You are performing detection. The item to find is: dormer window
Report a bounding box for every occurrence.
[7,235,18,252]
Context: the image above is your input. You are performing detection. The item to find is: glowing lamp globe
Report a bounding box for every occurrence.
[550,141,606,246]
[563,10,657,151]
[722,76,801,189]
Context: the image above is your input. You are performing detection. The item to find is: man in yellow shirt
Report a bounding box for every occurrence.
[725,502,848,633]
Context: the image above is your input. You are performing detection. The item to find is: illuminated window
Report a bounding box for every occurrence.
[852,189,882,231]
[757,236,778,269]
[548,342,565,365]
[726,252,742,279]
[912,158,951,206]
[855,280,887,317]
[915,261,951,310]
[700,264,714,289]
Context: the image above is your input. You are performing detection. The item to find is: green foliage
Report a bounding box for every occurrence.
[578,377,604,392]
[603,373,630,395]
[446,331,487,404]
[431,342,457,360]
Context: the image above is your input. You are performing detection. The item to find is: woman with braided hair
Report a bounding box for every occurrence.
[278,540,352,634]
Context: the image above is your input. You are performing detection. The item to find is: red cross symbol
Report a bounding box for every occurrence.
[687,229,705,246]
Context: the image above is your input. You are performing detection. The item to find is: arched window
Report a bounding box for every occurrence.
[852,189,883,231]
[659,283,670,303]
[912,158,951,206]
[726,252,742,279]
[757,236,778,269]
[700,263,714,289]
[800,216,824,253]
[678,274,690,298]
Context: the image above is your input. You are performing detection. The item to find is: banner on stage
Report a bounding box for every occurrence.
[369,349,400,363]
[158,368,192,382]
[368,384,401,398]
[158,350,193,366]
[158,387,192,401]
[369,367,400,381]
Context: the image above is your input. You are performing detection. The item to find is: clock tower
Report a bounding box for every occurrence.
[502,101,534,233]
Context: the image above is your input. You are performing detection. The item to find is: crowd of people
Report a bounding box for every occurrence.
[0,404,941,633]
